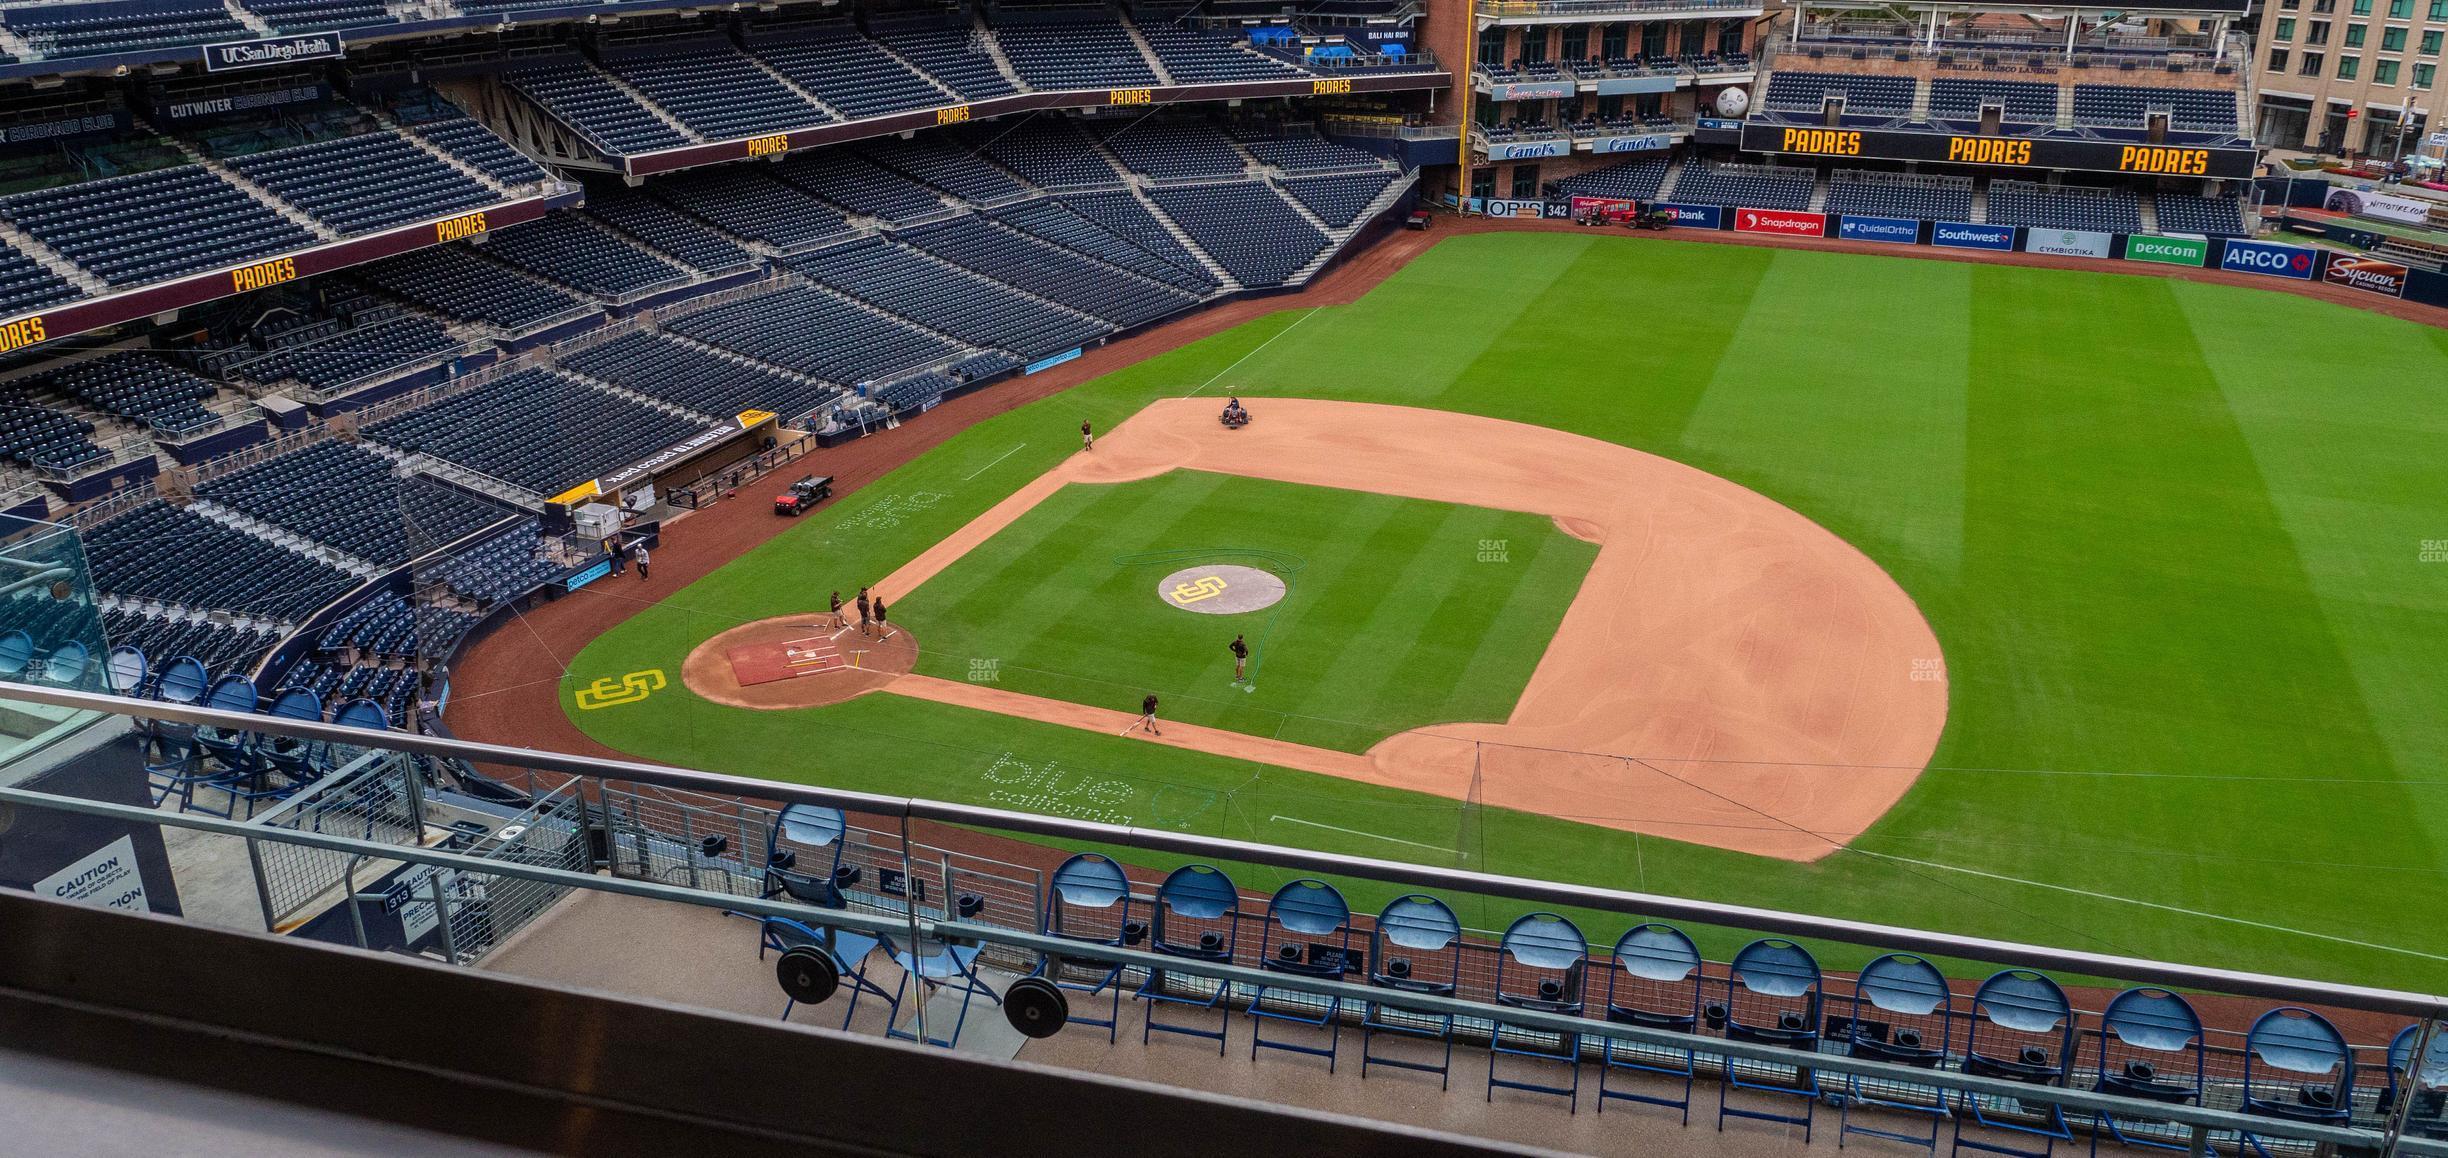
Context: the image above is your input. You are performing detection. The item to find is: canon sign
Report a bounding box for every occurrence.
[202,34,344,73]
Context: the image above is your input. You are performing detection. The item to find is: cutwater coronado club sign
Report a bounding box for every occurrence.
[202,34,344,73]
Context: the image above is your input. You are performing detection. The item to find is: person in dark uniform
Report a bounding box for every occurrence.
[1081,419,1094,452]
[1229,633,1249,683]
[1124,692,1161,737]
[872,596,892,641]
[828,590,847,631]
[855,587,872,637]
[603,536,624,575]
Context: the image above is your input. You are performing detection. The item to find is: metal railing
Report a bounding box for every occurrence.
[1477,0,1761,17]
[4,685,2443,1157]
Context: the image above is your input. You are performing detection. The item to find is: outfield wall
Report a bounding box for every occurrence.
[1460,192,2448,310]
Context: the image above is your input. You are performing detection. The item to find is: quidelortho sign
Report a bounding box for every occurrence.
[202,34,344,72]
[1836,215,1918,244]
[2123,235,2209,267]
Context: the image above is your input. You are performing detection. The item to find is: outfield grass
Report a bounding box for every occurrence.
[566,233,2448,989]
[898,472,1595,752]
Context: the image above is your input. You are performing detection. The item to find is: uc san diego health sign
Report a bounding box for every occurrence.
[202,34,344,73]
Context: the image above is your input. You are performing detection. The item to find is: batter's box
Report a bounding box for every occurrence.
[726,630,852,687]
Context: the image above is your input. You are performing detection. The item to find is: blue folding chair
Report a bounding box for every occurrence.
[1717,938,1824,1142]
[144,656,215,810]
[1360,894,1462,1089]
[258,687,328,787]
[1837,953,1955,1153]
[2379,1023,2447,1140]
[192,674,275,818]
[1952,970,2077,1158]
[879,927,1002,1049]
[1036,853,1135,1043]
[38,640,88,686]
[104,645,148,697]
[1597,923,1704,1122]
[2088,988,2205,1154]
[1487,912,1588,1110]
[1137,863,1240,1051]
[764,803,851,908]
[2237,1007,2353,1158]
[762,915,888,1027]
[0,629,33,680]
[1247,878,1355,1070]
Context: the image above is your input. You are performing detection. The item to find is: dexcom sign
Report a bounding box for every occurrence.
[2219,239,2320,281]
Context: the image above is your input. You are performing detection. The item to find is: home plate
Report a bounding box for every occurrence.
[726,630,852,687]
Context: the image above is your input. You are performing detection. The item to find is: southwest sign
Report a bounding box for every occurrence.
[2123,235,2209,267]
[1740,123,2255,180]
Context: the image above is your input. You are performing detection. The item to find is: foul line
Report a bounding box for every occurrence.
[1848,850,2448,963]
[963,442,1027,481]
[1186,307,1319,398]
[1268,815,1452,852]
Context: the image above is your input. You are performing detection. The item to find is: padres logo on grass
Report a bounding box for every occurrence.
[1157,565,1286,614]
[575,669,665,709]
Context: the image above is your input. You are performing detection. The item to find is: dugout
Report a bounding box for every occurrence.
[547,410,781,515]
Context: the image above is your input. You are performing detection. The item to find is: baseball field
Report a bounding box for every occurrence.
[562,231,2448,989]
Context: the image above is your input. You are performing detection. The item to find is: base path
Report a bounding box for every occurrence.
[873,398,1948,862]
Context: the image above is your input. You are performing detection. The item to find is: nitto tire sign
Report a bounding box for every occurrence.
[2220,239,2320,280]
[203,34,344,72]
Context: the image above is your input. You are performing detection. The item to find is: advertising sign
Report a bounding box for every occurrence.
[1484,139,1570,161]
[1741,122,2256,179]
[2323,254,2411,297]
[2323,186,2437,226]
[1732,207,1827,237]
[1480,198,1546,219]
[1590,133,1675,154]
[1654,202,1723,229]
[2024,228,2112,259]
[1592,75,1679,96]
[2123,234,2210,266]
[1486,81,1576,102]
[1836,215,1919,244]
[2219,238,2320,280]
[1931,221,2015,251]
[202,33,343,72]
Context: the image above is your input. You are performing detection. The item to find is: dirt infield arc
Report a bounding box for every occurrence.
[687,397,1949,862]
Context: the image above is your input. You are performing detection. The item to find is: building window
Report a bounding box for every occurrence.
[2271,46,2292,71]
[1600,24,1628,59]
[2423,28,2441,53]
[1719,19,1746,54]
[2279,18,2298,38]
[2283,0,2298,8]
[1478,26,1505,64]
[2431,0,2445,17]
[1560,26,1587,60]
[2377,57,2402,81]
[2419,62,2438,86]
[2311,20,2332,42]
[2340,54,2362,77]
[1511,164,1540,199]
[2314,0,2336,13]
[2303,50,2327,73]
[2346,22,2366,44]
[2390,0,2412,16]
[2385,26,2408,50]
[2352,0,2371,13]
[1642,24,1667,58]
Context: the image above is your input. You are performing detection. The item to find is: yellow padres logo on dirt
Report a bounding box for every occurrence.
[1170,575,1230,604]
[574,669,666,710]
[1157,566,1285,614]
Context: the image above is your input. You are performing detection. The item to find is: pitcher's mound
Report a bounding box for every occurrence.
[683,616,919,710]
